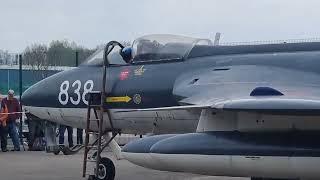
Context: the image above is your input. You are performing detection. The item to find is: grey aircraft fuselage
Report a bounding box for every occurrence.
[22,41,320,180]
[22,42,320,135]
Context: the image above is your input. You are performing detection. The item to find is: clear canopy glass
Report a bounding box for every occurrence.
[81,47,126,66]
[82,34,213,65]
[81,48,104,66]
[132,34,213,62]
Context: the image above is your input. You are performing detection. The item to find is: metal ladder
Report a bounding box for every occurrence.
[82,91,120,178]
[82,91,103,178]
[82,41,123,179]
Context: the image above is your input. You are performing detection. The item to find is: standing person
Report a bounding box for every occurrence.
[76,128,83,145]
[26,113,45,151]
[58,125,74,148]
[0,93,8,152]
[1,90,21,151]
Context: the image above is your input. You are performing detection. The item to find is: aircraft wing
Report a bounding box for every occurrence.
[118,85,320,115]
[120,96,320,115]
[123,66,320,115]
[172,66,320,115]
[115,104,209,112]
[117,85,320,115]
[181,96,320,115]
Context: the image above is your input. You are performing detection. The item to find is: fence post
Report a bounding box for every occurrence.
[19,54,25,151]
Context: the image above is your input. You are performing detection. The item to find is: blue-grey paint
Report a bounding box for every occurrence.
[123,131,320,157]
[22,42,320,110]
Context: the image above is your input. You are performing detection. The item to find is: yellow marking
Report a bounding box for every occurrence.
[106,96,132,103]
[134,65,146,76]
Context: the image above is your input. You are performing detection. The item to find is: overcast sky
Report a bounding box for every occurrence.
[1,0,320,52]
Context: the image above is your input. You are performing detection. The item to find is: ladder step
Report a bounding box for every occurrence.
[89,119,101,121]
[89,104,102,107]
[88,131,98,134]
[86,129,98,133]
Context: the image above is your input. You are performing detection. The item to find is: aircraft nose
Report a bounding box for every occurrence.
[22,81,44,107]
[21,88,29,106]
[22,67,97,108]
[22,73,58,107]
[22,67,99,108]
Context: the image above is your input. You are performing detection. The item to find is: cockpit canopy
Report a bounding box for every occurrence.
[81,48,104,66]
[81,34,213,66]
[132,34,212,62]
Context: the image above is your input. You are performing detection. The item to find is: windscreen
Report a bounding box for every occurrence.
[132,34,213,62]
[81,47,126,66]
[81,48,104,66]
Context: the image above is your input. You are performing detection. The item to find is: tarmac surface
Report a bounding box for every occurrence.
[0,150,250,180]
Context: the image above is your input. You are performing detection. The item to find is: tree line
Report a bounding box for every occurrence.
[0,50,17,65]
[0,40,132,70]
[23,40,97,70]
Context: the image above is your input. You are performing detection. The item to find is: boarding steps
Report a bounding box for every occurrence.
[82,41,124,180]
[82,91,120,178]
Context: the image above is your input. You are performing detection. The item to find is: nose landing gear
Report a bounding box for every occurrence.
[88,157,115,180]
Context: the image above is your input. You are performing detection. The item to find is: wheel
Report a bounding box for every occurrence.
[96,157,115,180]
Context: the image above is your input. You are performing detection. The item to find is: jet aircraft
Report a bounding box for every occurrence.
[22,34,320,180]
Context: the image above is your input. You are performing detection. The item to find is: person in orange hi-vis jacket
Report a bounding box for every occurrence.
[0,94,9,152]
[0,103,8,126]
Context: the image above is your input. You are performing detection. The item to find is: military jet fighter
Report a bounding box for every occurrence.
[22,34,320,180]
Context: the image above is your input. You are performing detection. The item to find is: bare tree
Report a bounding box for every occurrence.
[0,50,14,65]
[0,50,4,64]
[23,44,48,70]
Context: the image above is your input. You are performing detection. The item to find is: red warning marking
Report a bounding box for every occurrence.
[120,69,130,80]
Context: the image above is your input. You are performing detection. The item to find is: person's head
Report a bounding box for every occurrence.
[120,47,133,63]
[8,89,14,100]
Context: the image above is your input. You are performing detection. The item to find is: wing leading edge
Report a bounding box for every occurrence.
[116,98,320,116]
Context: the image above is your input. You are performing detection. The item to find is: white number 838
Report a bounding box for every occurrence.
[58,80,94,105]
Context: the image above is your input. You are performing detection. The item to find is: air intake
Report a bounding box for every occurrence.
[250,87,284,96]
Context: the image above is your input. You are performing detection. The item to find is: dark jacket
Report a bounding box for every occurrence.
[1,97,21,122]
